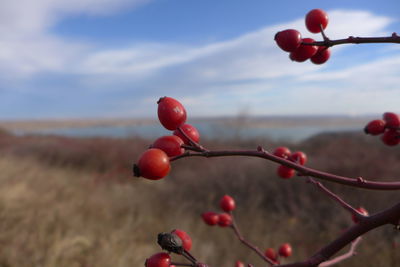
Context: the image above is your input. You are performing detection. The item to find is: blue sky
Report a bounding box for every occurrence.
[0,0,399,119]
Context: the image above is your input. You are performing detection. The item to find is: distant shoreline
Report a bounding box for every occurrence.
[0,115,373,131]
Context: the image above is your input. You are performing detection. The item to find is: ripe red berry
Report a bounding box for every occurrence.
[145,252,171,267]
[278,243,292,258]
[289,151,307,165]
[364,120,386,135]
[153,135,184,157]
[352,207,369,223]
[275,29,302,52]
[310,46,330,64]
[381,129,400,146]
[158,97,187,130]
[289,38,318,62]
[136,148,171,180]
[171,229,192,251]
[202,212,219,226]
[235,260,245,267]
[217,213,232,227]
[277,165,295,179]
[305,9,329,33]
[173,124,200,145]
[273,146,291,159]
[265,248,277,261]
[220,195,236,212]
[383,112,400,128]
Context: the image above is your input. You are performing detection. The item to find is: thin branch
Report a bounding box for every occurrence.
[170,148,400,190]
[306,177,365,222]
[301,33,400,47]
[277,201,400,267]
[318,237,362,267]
[229,212,276,265]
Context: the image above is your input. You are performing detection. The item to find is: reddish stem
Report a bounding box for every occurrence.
[306,177,366,222]
[318,237,362,267]
[277,201,400,267]
[177,126,207,151]
[170,148,400,190]
[229,212,276,265]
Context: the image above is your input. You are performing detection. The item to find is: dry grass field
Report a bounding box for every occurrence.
[0,128,398,267]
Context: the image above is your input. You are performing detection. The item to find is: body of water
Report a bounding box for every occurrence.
[13,122,361,143]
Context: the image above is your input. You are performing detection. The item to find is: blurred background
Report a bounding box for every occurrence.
[0,0,399,266]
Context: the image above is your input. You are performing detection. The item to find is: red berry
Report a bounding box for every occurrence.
[310,46,330,64]
[173,124,200,145]
[383,112,400,128]
[381,129,400,146]
[235,260,245,267]
[202,212,219,226]
[275,29,302,52]
[218,213,232,227]
[172,229,192,251]
[289,38,318,62]
[305,9,329,33]
[273,146,291,159]
[145,252,171,267]
[289,151,307,165]
[265,248,277,261]
[158,97,187,130]
[364,120,386,135]
[136,148,171,180]
[277,165,295,179]
[352,207,369,223]
[153,135,184,157]
[278,243,292,258]
[220,195,236,212]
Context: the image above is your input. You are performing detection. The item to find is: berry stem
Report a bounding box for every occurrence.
[319,24,329,42]
[169,148,400,190]
[301,33,400,47]
[229,212,276,265]
[306,177,366,222]
[177,126,208,152]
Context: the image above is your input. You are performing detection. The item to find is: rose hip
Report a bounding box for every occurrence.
[153,135,184,157]
[158,97,187,130]
[220,195,236,212]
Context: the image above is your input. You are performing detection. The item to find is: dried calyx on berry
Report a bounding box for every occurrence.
[157,232,184,254]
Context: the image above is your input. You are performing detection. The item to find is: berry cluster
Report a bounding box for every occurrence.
[201,195,235,227]
[134,97,200,180]
[202,195,294,266]
[264,243,293,265]
[273,147,307,179]
[364,112,400,146]
[275,9,330,64]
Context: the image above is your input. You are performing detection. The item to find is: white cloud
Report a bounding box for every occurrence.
[0,0,150,76]
[0,5,399,117]
[77,10,395,81]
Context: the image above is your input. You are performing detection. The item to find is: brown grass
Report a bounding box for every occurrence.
[0,130,399,267]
